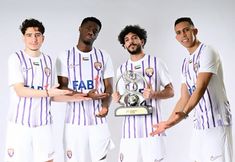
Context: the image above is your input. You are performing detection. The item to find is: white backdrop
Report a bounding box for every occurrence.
[0,0,234,162]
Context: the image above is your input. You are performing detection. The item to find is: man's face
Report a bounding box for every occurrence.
[175,21,197,49]
[79,21,100,45]
[23,27,44,52]
[123,32,144,55]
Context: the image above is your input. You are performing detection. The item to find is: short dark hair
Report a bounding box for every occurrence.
[20,18,45,35]
[81,17,102,30]
[118,25,147,47]
[174,17,194,27]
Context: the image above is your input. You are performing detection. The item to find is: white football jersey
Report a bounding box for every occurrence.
[116,54,172,138]
[8,50,55,127]
[57,47,114,126]
[181,43,232,129]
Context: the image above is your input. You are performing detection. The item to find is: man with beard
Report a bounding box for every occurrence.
[112,25,174,162]
[56,17,115,162]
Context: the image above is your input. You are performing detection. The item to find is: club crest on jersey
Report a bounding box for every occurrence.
[145,68,154,77]
[94,62,102,71]
[66,150,72,159]
[7,148,14,157]
[44,67,51,77]
[193,63,199,72]
[134,65,141,69]
[82,57,89,61]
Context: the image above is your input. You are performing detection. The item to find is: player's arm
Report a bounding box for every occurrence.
[52,76,90,102]
[12,82,72,98]
[143,83,174,100]
[96,77,113,117]
[150,83,190,136]
[150,72,212,136]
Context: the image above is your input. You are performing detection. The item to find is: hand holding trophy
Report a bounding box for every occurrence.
[114,70,152,116]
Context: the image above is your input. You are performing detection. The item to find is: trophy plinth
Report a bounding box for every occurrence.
[114,70,153,116]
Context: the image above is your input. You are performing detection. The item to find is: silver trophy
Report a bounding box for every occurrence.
[114,70,152,116]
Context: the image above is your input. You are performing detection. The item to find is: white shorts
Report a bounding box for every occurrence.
[119,136,166,162]
[190,126,233,162]
[4,122,55,162]
[64,123,115,162]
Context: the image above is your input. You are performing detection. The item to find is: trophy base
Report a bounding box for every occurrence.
[115,106,152,116]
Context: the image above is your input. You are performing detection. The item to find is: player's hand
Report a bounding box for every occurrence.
[143,84,155,99]
[96,107,109,117]
[87,89,110,100]
[48,84,73,97]
[71,93,92,101]
[112,91,121,103]
[150,121,169,136]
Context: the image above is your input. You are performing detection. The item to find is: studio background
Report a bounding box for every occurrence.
[0,0,234,162]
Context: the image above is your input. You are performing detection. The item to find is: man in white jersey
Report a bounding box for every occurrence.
[56,17,114,162]
[151,17,233,162]
[4,18,72,162]
[112,25,174,162]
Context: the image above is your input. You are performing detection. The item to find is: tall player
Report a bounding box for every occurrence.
[56,17,115,162]
[5,18,72,162]
[112,25,174,162]
[151,17,233,162]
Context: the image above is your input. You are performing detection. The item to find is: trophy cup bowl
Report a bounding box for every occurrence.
[114,70,153,116]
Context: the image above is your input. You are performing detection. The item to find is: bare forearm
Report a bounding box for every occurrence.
[14,86,48,98]
[152,83,174,99]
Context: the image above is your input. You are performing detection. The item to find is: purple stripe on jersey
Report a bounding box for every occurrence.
[27,59,34,127]
[20,51,28,126]
[73,47,77,82]
[201,115,205,129]
[90,54,99,125]
[40,59,44,126]
[181,58,186,74]
[142,60,148,136]
[67,50,71,81]
[206,89,216,127]
[72,102,75,124]
[199,91,211,129]
[20,51,28,85]
[77,103,81,125]
[153,57,158,131]
[133,116,136,138]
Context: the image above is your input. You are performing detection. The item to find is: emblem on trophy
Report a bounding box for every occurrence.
[114,70,153,116]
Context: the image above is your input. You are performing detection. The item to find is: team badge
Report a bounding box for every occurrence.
[94,62,102,71]
[134,65,141,69]
[145,68,154,77]
[44,67,51,77]
[193,63,199,72]
[7,148,14,157]
[66,150,72,159]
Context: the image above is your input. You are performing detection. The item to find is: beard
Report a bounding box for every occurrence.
[127,44,142,55]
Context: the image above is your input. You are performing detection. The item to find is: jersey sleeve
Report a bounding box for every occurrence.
[8,53,24,86]
[56,51,68,78]
[102,50,114,79]
[198,46,220,75]
[157,58,172,87]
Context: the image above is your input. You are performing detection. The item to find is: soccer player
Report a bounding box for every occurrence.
[112,25,174,162]
[56,17,115,162]
[151,17,233,162]
[5,18,72,162]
